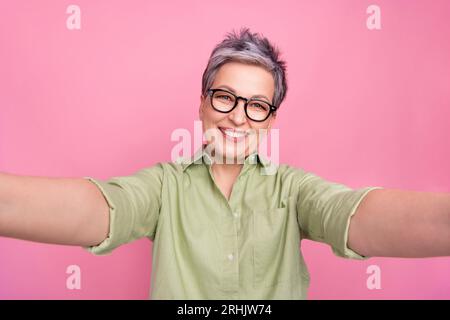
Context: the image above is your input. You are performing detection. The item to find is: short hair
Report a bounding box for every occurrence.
[201,27,288,108]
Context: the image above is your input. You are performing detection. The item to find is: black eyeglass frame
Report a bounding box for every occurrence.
[207,88,278,122]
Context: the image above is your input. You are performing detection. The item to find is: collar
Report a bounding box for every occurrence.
[176,144,275,174]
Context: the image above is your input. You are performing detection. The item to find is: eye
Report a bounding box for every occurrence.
[217,95,231,101]
[250,102,269,111]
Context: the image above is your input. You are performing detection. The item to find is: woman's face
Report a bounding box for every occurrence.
[199,61,276,163]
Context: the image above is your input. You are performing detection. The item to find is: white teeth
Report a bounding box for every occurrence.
[222,129,246,138]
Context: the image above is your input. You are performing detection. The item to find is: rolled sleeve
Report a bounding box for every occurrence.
[82,163,163,255]
[296,171,383,260]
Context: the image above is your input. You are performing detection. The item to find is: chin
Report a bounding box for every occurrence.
[203,126,259,164]
[207,142,250,164]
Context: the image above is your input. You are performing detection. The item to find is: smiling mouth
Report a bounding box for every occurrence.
[218,127,248,142]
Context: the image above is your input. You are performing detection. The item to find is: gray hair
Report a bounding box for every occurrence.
[201,28,288,109]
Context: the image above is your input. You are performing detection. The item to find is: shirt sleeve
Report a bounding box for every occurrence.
[81,163,164,255]
[295,170,383,260]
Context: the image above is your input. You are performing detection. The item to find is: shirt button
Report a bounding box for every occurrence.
[227,253,234,261]
[233,212,239,218]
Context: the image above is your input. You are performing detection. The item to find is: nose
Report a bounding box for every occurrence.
[229,99,247,125]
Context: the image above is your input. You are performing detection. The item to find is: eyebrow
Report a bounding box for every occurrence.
[216,85,271,102]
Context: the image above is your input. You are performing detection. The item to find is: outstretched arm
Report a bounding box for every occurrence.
[348,188,450,257]
[0,172,109,247]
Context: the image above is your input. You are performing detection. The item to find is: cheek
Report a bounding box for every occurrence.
[203,108,227,125]
[250,122,269,132]
[249,123,271,142]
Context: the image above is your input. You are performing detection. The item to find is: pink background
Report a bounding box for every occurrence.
[1,0,449,299]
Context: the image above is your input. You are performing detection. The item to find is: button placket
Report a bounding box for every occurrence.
[221,213,239,293]
[232,210,241,233]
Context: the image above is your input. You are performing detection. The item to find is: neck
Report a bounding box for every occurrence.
[210,162,243,180]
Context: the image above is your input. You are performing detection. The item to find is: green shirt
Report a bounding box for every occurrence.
[83,146,381,299]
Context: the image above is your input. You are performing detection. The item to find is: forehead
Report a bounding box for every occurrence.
[212,61,275,101]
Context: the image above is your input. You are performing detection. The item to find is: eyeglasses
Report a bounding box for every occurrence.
[207,88,278,122]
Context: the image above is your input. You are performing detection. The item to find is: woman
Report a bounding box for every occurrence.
[0,28,449,299]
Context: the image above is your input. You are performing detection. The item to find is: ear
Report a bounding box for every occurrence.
[267,113,276,131]
[199,94,205,120]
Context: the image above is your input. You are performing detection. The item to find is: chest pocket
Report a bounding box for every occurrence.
[252,202,302,288]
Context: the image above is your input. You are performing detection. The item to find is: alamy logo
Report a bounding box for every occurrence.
[170,120,280,175]
[66,265,81,290]
[366,5,381,30]
[366,264,382,290]
[66,5,81,30]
